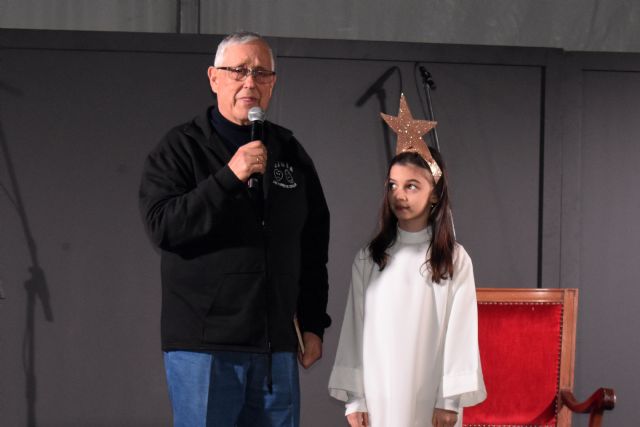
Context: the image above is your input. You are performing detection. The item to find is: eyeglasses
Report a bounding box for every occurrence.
[216,66,276,84]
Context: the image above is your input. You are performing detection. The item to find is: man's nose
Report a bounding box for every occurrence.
[243,74,257,88]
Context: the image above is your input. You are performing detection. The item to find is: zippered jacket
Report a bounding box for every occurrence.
[139,107,331,352]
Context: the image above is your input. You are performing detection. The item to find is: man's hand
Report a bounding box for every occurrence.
[346,411,369,427]
[228,140,267,182]
[298,332,322,369]
[432,408,458,427]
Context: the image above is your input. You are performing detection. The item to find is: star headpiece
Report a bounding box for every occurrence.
[380,93,442,183]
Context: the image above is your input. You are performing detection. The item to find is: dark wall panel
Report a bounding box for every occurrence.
[423,62,541,288]
[573,69,640,426]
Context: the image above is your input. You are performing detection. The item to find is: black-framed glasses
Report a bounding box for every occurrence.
[216,66,276,84]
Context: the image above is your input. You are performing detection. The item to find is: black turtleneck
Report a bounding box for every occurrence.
[210,107,252,155]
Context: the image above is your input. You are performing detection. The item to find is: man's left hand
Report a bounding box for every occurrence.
[298,332,322,369]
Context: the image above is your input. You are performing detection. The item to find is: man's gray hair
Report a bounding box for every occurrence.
[214,31,275,71]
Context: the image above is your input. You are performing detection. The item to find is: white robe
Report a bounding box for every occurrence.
[328,228,486,427]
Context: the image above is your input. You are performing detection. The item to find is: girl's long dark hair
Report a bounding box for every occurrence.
[368,149,455,283]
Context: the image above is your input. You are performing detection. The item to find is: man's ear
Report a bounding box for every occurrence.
[207,66,218,93]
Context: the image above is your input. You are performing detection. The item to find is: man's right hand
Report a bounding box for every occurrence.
[346,411,369,427]
[228,140,267,182]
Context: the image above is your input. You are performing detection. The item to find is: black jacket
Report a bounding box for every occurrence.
[139,107,331,352]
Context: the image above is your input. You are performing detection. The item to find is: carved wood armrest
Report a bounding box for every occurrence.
[560,388,616,427]
[560,388,616,412]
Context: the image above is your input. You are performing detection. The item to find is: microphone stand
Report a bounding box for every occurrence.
[417,65,456,238]
[418,65,440,151]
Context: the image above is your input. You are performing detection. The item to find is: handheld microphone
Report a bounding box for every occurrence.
[249,106,265,141]
[248,107,266,188]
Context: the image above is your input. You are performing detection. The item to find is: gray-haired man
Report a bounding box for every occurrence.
[139,32,331,427]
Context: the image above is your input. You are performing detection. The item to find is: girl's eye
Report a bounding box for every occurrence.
[388,182,397,191]
[407,184,418,190]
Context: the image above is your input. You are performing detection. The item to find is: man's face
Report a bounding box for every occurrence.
[208,41,276,125]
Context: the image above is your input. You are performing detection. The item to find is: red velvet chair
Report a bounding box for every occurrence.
[463,288,615,427]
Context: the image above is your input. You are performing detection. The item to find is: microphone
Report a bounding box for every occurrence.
[248,106,266,188]
[418,66,436,90]
[249,106,265,141]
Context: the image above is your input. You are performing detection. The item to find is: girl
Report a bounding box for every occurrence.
[328,149,486,427]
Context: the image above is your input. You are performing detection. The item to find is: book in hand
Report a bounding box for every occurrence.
[293,315,305,354]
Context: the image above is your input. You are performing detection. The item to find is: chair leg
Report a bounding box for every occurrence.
[588,410,603,427]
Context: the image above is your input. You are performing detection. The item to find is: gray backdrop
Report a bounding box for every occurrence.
[3,0,640,53]
[0,29,637,426]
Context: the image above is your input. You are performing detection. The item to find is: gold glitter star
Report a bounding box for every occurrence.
[380,93,442,182]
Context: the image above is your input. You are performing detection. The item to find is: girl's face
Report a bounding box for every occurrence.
[388,163,437,232]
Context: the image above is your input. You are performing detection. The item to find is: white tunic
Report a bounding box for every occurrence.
[328,227,486,427]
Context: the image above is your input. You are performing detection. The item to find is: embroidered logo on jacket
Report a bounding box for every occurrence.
[272,161,297,189]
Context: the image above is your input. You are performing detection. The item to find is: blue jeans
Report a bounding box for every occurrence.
[164,351,300,427]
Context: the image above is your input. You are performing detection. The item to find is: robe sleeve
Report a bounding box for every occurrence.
[435,396,461,413]
[439,245,487,408]
[345,395,368,415]
[328,249,368,404]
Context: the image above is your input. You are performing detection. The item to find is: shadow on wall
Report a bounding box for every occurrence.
[355,65,400,164]
[1,79,54,427]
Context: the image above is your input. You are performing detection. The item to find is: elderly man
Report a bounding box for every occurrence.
[139,31,331,427]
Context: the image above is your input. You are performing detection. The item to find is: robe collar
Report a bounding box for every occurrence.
[397,226,431,245]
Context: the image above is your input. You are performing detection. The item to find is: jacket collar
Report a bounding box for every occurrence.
[186,106,232,164]
[187,105,295,169]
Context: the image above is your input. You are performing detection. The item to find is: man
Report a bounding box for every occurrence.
[139,32,331,427]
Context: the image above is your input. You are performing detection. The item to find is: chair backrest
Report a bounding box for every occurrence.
[463,288,578,427]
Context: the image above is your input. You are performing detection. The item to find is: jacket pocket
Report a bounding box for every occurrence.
[202,271,266,346]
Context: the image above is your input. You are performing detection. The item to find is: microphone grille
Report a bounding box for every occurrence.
[248,107,265,122]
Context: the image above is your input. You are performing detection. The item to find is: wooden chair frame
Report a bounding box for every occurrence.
[475,288,615,427]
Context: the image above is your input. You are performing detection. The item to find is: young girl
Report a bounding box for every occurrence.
[328,149,486,427]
